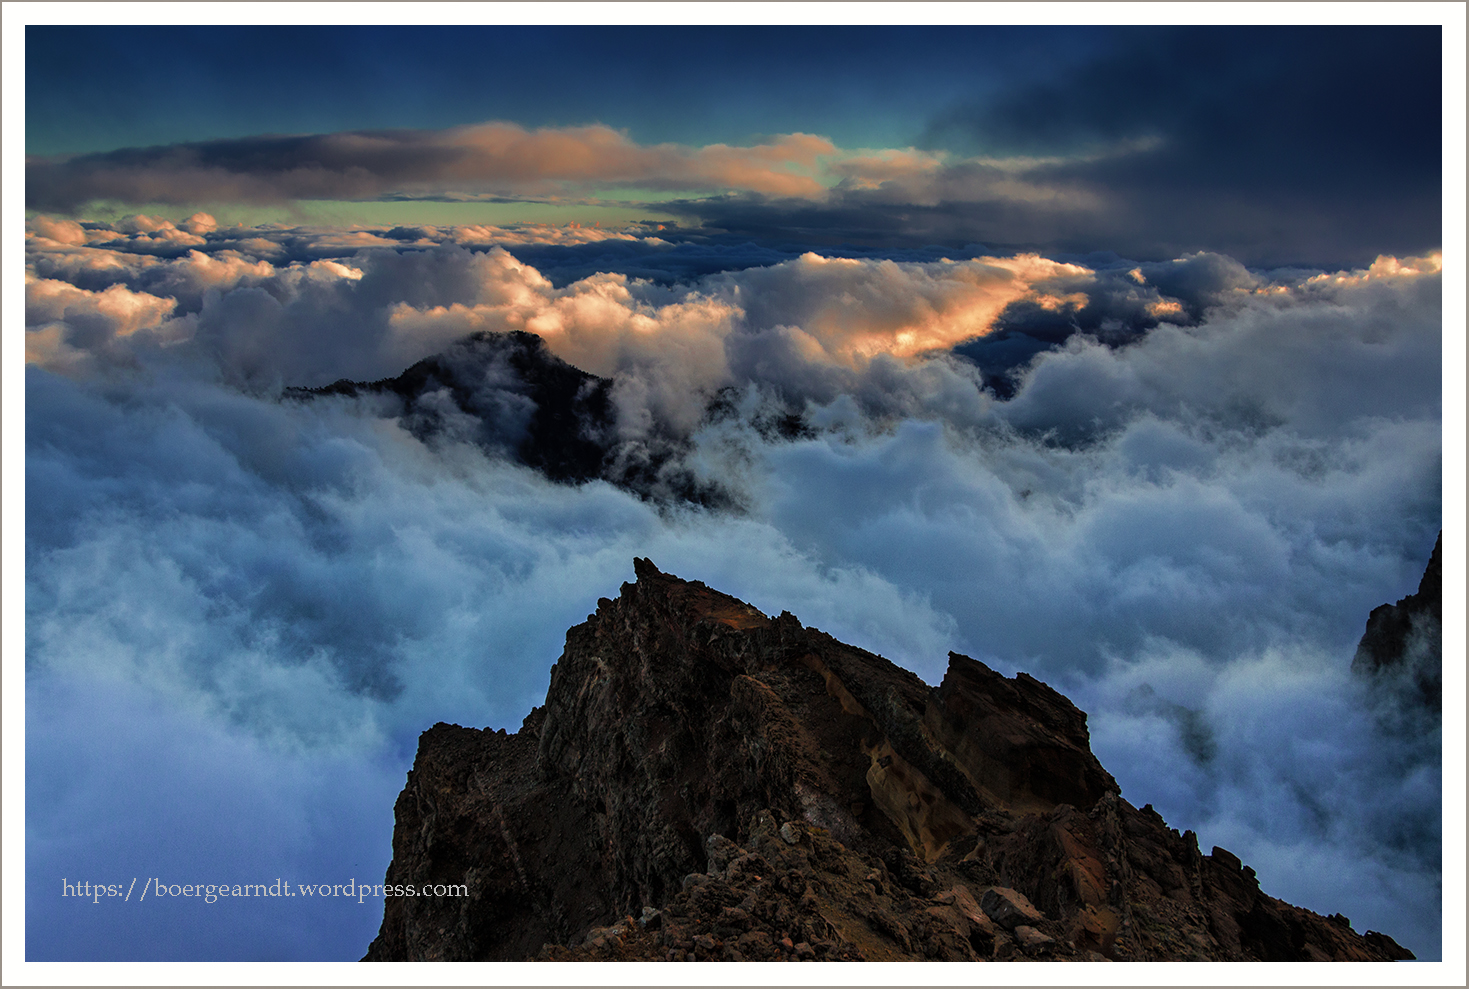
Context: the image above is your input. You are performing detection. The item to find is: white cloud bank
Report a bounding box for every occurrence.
[24,219,1444,961]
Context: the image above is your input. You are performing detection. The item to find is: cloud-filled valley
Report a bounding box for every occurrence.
[23,213,1444,961]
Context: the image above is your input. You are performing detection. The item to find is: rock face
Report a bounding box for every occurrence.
[1353,532,1442,711]
[363,560,1415,962]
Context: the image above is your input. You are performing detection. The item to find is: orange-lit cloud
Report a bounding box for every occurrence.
[443,125,833,197]
[372,249,1105,436]
[24,273,180,369]
[1146,298,1186,319]
[26,274,176,335]
[379,250,1096,382]
[1304,252,1443,288]
[720,253,1095,362]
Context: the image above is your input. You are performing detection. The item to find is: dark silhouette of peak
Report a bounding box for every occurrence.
[363,562,1416,962]
[285,331,729,506]
[1353,533,1442,711]
[287,331,615,484]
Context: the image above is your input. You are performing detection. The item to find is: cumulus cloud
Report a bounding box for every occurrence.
[25,227,1444,963]
[25,214,91,246]
[23,219,1093,431]
[24,273,181,370]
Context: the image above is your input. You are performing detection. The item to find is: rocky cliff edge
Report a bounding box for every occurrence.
[364,559,1414,962]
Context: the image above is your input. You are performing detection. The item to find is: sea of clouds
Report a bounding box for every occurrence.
[24,215,1443,960]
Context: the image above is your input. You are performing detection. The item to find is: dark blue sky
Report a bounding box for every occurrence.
[26,25,1109,155]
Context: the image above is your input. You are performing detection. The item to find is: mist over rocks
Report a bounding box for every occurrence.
[363,561,1415,962]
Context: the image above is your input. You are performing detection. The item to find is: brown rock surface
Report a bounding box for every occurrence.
[363,559,1415,962]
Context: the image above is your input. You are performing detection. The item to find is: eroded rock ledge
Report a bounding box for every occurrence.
[363,559,1414,962]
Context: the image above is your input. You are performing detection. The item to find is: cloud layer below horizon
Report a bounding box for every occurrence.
[24,217,1444,962]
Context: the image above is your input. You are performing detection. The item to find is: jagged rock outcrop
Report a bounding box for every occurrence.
[364,560,1415,962]
[1353,532,1442,711]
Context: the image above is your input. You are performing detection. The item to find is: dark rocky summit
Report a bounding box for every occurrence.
[286,331,724,505]
[363,560,1415,962]
[1353,532,1442,712]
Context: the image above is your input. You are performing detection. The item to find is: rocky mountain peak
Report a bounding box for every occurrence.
[364,561,1415,962]
[285,333,732,506]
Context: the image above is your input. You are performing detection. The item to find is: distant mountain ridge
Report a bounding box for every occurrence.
[363,560,1416,962]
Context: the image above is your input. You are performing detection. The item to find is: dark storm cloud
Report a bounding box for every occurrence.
[645,27,1443,270]
[26,130,464,208]
[920,25,1442,267]
[924,26,1440,193]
